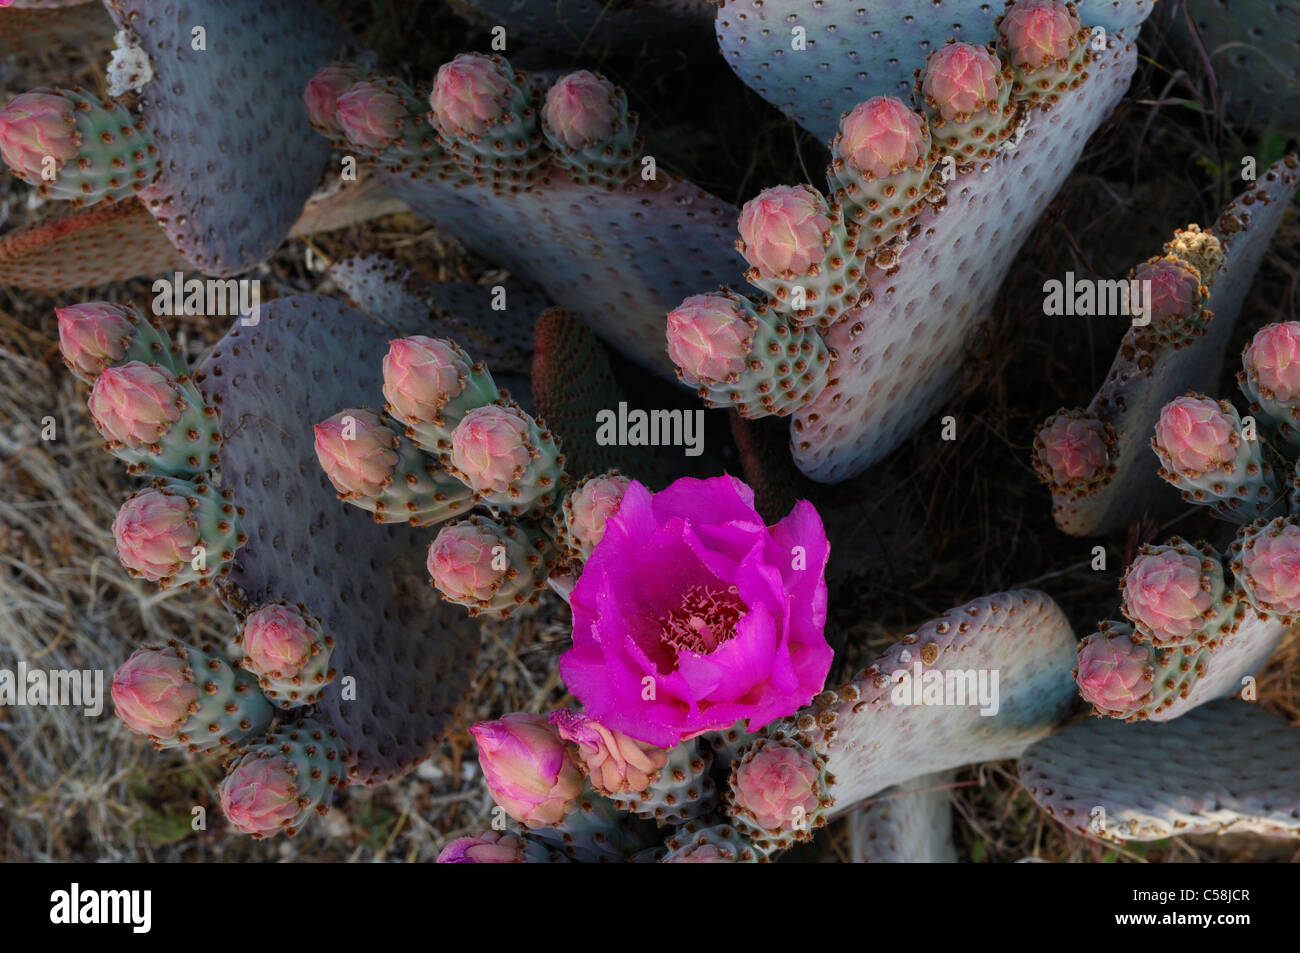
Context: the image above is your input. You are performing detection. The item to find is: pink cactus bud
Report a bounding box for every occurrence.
[550,709,667,795]
[998,1,1082,71]
[241,604,316,679]
[313,409,399,499]
[1132,257,1201,327]
[0,91,79,182]
[665,294,752,384]
[111,646,197,739]
[436,832,526,863]
[1036,414,1108,485]
[732,742,822,831]
[335,81,405,150]
[1239,522,1300,614]
[112,489,198,581]
[737,184,832,278]
[837,96,929,179]
[220,756,302,836]
[470,713,584,827]
[427,521,506,602]
[565,474,631,557]
[1075,629,1153,712]
[1122,546,1217,640]
[88,361,182,448]
[1154,396,1236,473]
[56,302,136,380]
[922,43,1004,119]
[304,66,360,130]
[543,71,619,150]
[381,336,470,423]
[430,53,511,137]
[1244,322,1300,402]
[449,405,534,495]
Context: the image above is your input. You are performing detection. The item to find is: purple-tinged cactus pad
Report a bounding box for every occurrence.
[103,0,343,275]
[1020,700,1300,842]
[768,589,1077,812]
[194,295,480,786]
[0,1,113,54]
[0,198,189,290]
[1047,156,1300,535]
[848,771,958,863]
[792,37,1138,482]
[382,170,745,378]
[714,0,1154,142]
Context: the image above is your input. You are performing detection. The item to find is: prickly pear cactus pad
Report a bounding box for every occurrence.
[791,36,1139,481]
[713,0,1154,142]
[848,771,958,863]
[1019,700,1300,842]
[1042,157,1300,536]
[195,295,480,785]
[767,590,1078,809]
[101,0,343,275]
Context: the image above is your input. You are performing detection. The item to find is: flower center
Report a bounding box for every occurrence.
[659,585,748,658]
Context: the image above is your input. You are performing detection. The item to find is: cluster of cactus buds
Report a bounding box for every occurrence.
[308,55,642,196]
[315,328,646,618]
[665,0,1104,421]
[55,296,348,837]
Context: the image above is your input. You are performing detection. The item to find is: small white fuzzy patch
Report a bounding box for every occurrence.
[106,30,153,98]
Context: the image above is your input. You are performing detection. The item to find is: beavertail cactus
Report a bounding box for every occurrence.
[556,472,631,562]
[381,335,501,452]
[550,709,668,797]
[219,720,348,838]
[1151,395,1278,521]
[1119,539,1236,647]
[724,735,833,850]
[112,480,243,588]
[1229,518,1300,623]
[112,641,271,752]
[541,71,640,190]
[1240,322,1300,450]
[447,403,566,515]
[56,301,182,383]
[427,516,556,617]
[88,362,221,478]
[471,713,585,827]
[996,0,1090,103]
[666,292,831,418]
[918,42,1017,162]
[1032,409,1116,500]
[235,603,337,709]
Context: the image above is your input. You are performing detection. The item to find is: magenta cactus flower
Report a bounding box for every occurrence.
[1152,396,1236,474]
[111,646,197,739]
[448,404,533,496]
[112,489,198,581]
[736,184,832,278]
[1074,629,1154,714]
[550,709,667,796]
[998,0,1081,71]
[558,475,832,747]
[0,91,79,183]
[56,302,135,380]
[1244,322,1300,402]
[470,713,584,827]
[436,831,526,863]
[836,96,929,179]
[426,521,504,603]
[1036,413,1109,485]
[382,336,471,423]
[312,409,399,500]
[731,741,822,831]
[542,71,618,150]
[1121,545,1218,641]
[240,604,316,679]
[922,43,1004,119]
[219,756,303,837]
[335,81,405,150]
[304,65,359,130]
[88,362,182,449]
[430,53,511,137]
[665,294,752,385]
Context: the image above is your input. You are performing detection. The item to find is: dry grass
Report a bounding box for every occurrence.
[1,3,1298,862]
